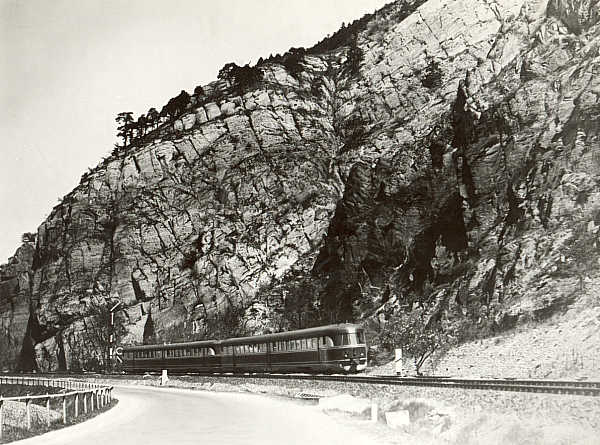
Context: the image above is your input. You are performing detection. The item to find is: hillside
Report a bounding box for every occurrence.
[1,0,600,372]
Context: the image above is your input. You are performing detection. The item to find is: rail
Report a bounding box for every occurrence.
[164,372,600,397]
[0,376,114,440]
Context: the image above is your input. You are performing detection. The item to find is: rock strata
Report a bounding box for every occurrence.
[1,0,600,371]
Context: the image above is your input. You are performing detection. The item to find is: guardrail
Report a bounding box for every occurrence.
[0,376,114,440]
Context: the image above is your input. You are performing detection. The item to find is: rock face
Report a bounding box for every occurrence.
[1,0,600,371]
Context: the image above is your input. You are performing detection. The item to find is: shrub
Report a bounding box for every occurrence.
[421,59,443,89]
[378,309,449,374]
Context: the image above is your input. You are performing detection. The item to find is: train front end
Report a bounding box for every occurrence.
[324,324,368,373]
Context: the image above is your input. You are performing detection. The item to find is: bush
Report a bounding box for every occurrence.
[378,309,449,374]
[421,59,443,89]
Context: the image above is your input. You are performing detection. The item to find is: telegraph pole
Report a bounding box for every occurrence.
[108,301,123,372]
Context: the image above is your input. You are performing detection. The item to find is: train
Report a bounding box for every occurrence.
[121,323,367,374]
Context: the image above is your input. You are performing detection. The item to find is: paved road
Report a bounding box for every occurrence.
[14,385,378,445]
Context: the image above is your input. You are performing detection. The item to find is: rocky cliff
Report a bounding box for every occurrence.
[1,0,599,371]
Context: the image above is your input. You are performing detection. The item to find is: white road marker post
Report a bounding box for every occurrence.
[395,348,403,376]
[161,370,169,386]
[371,402,378,423]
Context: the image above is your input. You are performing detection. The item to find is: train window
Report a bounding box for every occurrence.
[322,336,334,347]
[297,340,303,350]
[334,334,350,346]
[357,331,365,344]
[207,348,215,356]
[333,334,348,346]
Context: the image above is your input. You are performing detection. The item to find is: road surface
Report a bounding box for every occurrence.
[14,385,379,445]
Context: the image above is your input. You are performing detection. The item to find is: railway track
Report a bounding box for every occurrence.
[196,373,600,397]
[6,372,600,397]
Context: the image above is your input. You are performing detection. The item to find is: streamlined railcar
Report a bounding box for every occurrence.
[121,323,367,374]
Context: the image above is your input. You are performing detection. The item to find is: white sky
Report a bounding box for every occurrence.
[0,0,388,262]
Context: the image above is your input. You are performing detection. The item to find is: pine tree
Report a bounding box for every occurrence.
[143,306,157,345]
[115,111,134,148]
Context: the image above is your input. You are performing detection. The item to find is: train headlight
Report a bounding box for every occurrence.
[344,352,348,358]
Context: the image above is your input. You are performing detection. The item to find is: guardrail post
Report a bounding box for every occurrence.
[75,393,79,418]
[0,399,4,441]
[62,396,67,424]
[46,395,51,426]
[26,398,32,430]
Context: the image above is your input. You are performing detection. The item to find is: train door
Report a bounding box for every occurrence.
[266,342,272,372]
[319,336,333,372]
[318,336,327,364]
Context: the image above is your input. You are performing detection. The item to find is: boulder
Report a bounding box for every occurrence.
[205,103,221,120]
[182,113,196,130]
[385,410,411,428]
[220,102,236,116]
[194,107,208,124]
[318,394,372,417]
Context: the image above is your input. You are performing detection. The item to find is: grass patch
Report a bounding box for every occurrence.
[0,384,117,444]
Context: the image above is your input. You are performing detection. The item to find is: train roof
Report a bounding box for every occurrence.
[121,323,363,351]
[122,339,218,352]
[220,323,363,346]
